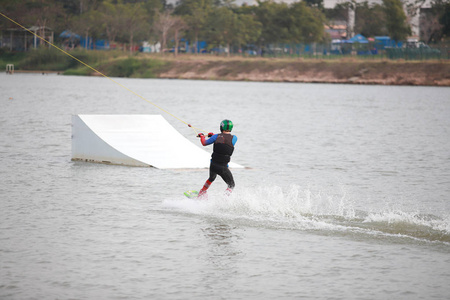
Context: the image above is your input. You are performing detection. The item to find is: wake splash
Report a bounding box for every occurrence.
[163,185,450,244]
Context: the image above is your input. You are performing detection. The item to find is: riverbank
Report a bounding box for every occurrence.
[151,56,450,86]
[3,50,449,86]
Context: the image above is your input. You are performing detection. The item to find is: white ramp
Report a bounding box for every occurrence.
[71,115,244,169]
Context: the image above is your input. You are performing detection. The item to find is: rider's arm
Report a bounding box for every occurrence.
[200,134,217,146]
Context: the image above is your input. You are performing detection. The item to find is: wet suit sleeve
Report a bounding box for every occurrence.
[201,134,237,146]
[201,134,218,146]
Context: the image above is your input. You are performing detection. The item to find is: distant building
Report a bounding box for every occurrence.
[325,20,347,39]
[0,26,54,51]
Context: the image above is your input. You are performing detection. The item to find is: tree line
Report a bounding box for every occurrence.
[1,0,449,55]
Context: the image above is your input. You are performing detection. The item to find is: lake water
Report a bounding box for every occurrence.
[1,73,449,299]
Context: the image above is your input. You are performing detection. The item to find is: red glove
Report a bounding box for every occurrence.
[197,133,206,145]
[207,132,214,137]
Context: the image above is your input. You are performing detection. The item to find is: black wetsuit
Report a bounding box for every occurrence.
[204,133,236,189]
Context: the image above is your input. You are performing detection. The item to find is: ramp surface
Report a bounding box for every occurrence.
[72,115,244,169]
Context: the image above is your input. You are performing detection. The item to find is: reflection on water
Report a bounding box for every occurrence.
[202,224,242,267]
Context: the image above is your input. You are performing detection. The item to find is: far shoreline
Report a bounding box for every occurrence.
[153,56,450,87]
[6,54,450,86]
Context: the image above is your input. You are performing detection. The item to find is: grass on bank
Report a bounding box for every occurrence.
[0,47,235,77]
[63,57,169,78]
[0,49,26,69]
[0,47,170,78]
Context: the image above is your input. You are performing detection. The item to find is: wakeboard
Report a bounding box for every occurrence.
[184,190,199,199]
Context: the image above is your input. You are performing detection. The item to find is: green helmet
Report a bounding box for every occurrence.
[220,119,233,132]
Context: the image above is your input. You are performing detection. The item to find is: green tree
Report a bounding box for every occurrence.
[1,0,64,31]
[1,0,67,38]
[174,0,214,53]
[439,1,450,37]
[121,2,149,53]
[142,0,165,26]
[206,6,239,55]
[0,0,25,29]
[72,9,103,49]
[419,8,442,43]
[354,2,387,37]
[383,0,411,41]
[288,1,325,44]
[235,13,262,48]
[325,2,350,23]
[99,0,122,45]
[428,0,450,40]
[254,0,290,44]
[153,9,177,54]
[57,0,104,15]
[172,15,187,56]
